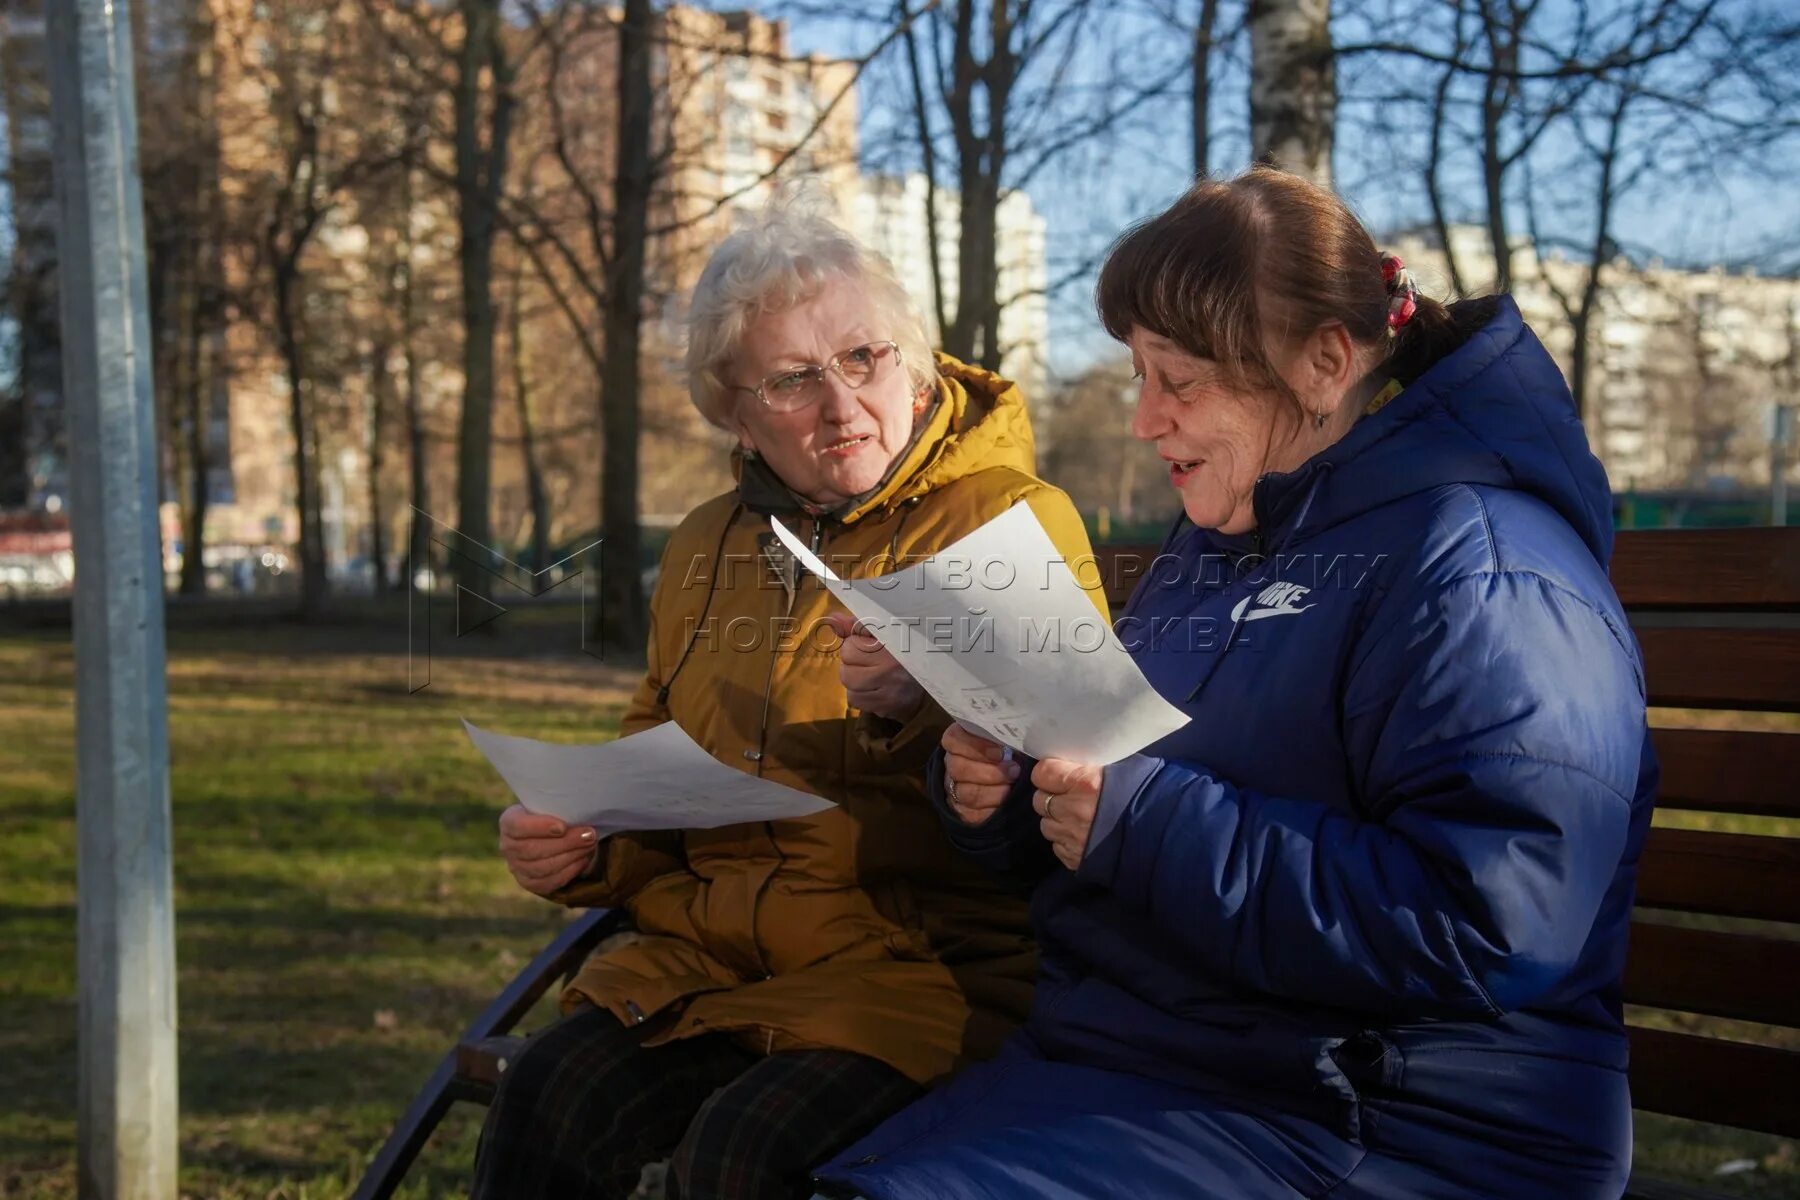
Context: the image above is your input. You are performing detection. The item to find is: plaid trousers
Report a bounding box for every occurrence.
[470,1005,921,1200]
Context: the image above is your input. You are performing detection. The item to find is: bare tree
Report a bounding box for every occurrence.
[138,0,226,595]
[1422,0,1472,295]
[221,0,397,616]
[900,0,1183,371]
[1142,0,1245,180]
[592,0,656,647]
[1249,0,1334,183]
[1192,0,1226,175]
[506,257,552,573]
[453,0,517,596]
[1343,0,1718,293]
[1523,1,1798,417]
[496,0,898,644]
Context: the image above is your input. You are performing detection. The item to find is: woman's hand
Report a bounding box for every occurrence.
[825,611,925,721]
[499,804,599,896]
[1031,758,1104,870]
[940,723,1021,825]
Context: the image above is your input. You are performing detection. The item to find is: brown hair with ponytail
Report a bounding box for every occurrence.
[1096,167,1477,403]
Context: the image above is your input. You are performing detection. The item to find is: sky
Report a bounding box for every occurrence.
[770,0,1800,377]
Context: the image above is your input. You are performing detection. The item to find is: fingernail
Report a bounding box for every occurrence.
[578,830,596,841]
[1006,763,1021,779]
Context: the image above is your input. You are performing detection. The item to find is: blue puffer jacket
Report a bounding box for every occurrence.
[818,298,1657,1200]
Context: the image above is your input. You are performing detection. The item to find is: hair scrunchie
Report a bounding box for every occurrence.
[1380,254,1418,335]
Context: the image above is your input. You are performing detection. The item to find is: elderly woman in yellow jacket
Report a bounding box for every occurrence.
[472,204,1101,1200]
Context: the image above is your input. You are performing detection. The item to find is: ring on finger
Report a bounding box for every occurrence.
[946,775,959,802]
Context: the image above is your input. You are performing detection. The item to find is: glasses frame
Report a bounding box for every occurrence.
[734,340,905,413]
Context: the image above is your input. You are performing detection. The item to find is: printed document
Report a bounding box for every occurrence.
[773,502,1188,764]
[463,718,835,833]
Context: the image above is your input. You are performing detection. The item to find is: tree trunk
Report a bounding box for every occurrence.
[1247,0,1335,186]
[902,4,950,338]
[178,0,220,596]
[178,260,212,596]
[274,258,327,617]
[1477,0,1524,293]
[366,334,391,593]
[146,224,188,588]
[598,0,656,650]
[509,265,549,573]
[955,165,1002,370]
[399,157,430,592]
[453,0,514,595]
[944,0,1013,371]
[1193,0,1220,177]
[1569,90,1630,422]
[1480,75,1511,292]
[1423,0,1469,296]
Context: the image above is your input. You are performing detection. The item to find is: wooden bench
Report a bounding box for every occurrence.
[354,527,1799,1200]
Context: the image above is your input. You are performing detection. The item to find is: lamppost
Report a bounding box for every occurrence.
[47,0,179,1195]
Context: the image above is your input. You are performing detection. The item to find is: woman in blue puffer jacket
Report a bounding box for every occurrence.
[817,168,1657,1199]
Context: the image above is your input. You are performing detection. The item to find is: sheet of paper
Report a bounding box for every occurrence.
[463,718,835,834]
[773,502,1189,765]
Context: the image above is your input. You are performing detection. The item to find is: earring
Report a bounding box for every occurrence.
[1314,412,1327,430]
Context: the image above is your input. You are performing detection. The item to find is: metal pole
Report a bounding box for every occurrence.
[46,1,179,1197]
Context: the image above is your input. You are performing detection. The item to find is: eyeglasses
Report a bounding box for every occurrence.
[734,341,904,414]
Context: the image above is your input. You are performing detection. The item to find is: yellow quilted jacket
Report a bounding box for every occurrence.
[553,355,1103,1085]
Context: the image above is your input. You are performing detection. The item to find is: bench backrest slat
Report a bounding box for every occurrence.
[1637,628,1800,712]
[1626,1028,1800,1141]
[1634,829,1800,924]
[1610,528,1800,609]
[1624,921,1800,1028]
[1649,728,1800,818]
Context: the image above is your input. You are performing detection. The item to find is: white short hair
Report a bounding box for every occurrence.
[685,200,937,428]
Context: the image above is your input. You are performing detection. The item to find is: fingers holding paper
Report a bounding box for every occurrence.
[940,723,1020,826]
[825,610,925,721]
[1032,757,1103,871]
[499,803,599,896]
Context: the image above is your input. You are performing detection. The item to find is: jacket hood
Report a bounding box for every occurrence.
[735,353,1037,525]
[1255,296,1615,567]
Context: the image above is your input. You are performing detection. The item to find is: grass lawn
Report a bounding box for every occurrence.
[1,607,1796,1197]
[1,606,639,1198]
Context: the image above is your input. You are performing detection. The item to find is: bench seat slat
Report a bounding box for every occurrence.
[1625,921,1800,1027]
[1649,728,1800,818]
[1636,828,1800,923]
[456,1035,523,1094]
[1627,1026,1800,1139]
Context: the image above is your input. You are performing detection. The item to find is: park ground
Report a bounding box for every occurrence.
[0,602,1795,1198]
